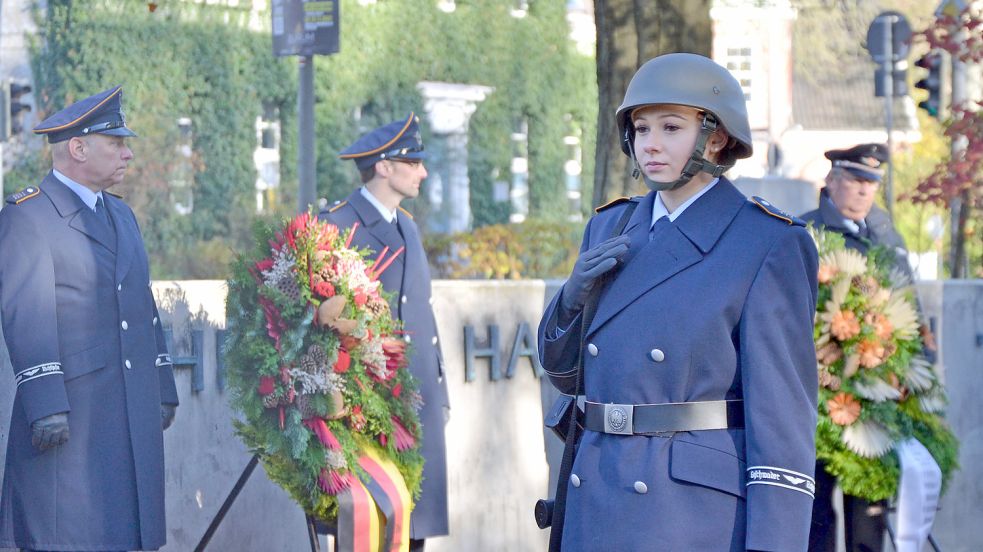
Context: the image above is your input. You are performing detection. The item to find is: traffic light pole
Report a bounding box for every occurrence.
[879,15,896,217]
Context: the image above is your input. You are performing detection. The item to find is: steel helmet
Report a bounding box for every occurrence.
[617,53,753,166]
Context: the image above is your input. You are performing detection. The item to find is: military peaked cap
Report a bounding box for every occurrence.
[825,143,887,182]
[339,113,426,170]
[33,85,137,143]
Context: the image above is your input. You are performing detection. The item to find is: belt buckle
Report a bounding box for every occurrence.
[603,403,634,435]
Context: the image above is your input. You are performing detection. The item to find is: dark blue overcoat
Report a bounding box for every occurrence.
[539,179,819,551]
[320,190,449,539]
[0,173,178,550]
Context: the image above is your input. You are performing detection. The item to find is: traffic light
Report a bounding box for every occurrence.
[1,80,33,140]
[914,52,943,118]
[875,61,908,98]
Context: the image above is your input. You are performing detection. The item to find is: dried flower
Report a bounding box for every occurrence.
[349,405,367,432]
[842,420,893,458]
[857,339,886,369]
[817,342,843,367]
[818,264,838,284]
[818,367,842,391]
[830,309,861,341]
[258,376,276,396]
[333,349,351,374]
[827,392,861,426]
[853,378,901,402]
[315,280,335,298]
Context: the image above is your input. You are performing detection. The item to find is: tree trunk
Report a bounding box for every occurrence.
[593,0,713,208]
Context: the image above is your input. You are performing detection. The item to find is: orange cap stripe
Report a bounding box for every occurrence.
[33,87,123,134]
[339,112,416,159]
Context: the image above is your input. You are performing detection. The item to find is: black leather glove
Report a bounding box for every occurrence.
[161,404,177,431]
[559,234,630,323]
[32,412,69,452]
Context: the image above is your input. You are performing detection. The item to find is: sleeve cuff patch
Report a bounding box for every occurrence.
[15,362,63,387]
[746,466,815,498]
[156,354,173,367]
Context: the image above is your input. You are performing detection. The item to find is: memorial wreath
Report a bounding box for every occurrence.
[811,229,958,501]
[225,212,424,525]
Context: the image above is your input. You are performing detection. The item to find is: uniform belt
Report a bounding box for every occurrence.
[584,399,744,435]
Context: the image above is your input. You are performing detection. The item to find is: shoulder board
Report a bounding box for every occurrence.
[397,206,414,220]
[327,200,348,213]
[5,186,40,205]
[750,196,805,226]
[594,196,635,213]
[105,190,124,198]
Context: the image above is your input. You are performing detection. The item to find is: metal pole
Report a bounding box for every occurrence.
[306,515,322,552]
[881,15,895,217]
[298,55,316,214]
[948,50,968,278]
[193,454,260,552]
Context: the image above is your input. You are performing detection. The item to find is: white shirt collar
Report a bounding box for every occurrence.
[52,169,103,212]
[651,177,719,226]
[360,187,397,223]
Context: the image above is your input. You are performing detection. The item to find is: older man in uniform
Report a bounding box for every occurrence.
[801,143,919,552]
[319,113,449,551]
[802,144,912,278]
[0,86,178,551]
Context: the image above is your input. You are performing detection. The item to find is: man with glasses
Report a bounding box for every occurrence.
[319,113,449,551]
[801,143,911,552]
[801,143,912,277]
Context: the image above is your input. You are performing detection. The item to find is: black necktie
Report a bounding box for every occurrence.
[95,195,110,226]
[649,215,671,241]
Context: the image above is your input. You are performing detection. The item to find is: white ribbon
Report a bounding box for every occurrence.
[894,438,942,552]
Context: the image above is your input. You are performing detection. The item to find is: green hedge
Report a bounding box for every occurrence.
[425,218,581,280]
[10,0,596,278]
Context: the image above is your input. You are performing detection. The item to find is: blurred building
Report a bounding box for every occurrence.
[711,0,922,190]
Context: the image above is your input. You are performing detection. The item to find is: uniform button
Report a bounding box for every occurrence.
[649,348,665,362]
[633,481,648,494]
[431,336,438,345]
[587,343,598,357]
[404,335,412,343]
[401,295,408,304]
[153,317,158,326]
[570,474,581,488]
[121,320,128,330]
[125,360,132,369]
[117,284,122,292]
[429,297,435,306]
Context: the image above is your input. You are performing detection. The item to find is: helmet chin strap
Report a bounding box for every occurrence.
[629,113,732,192]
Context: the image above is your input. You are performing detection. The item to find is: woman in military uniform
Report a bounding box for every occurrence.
[538,53,819,551]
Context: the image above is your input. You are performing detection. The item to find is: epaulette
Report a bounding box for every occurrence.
[105,190,124,198]
[397,206,414,220]
[327,200,347,213]
[5,186,40,205]
[594,196,634,213]
[750,196,805,226]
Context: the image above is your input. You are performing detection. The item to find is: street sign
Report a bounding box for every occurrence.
[272,0,340,57]
[866,11,912,63]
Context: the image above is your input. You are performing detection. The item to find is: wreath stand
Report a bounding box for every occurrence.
[193,454,330,552]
